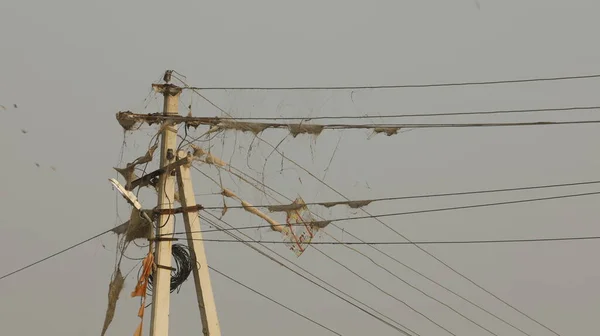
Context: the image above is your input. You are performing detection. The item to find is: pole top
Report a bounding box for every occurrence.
[152,83,182,96]
[152,70,182,96]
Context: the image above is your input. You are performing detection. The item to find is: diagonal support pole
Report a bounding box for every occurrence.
[176,151,222,336]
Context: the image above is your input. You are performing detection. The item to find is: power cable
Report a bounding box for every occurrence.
[0,228,113,282]
[0,227,343,334]
[184,73,600,90]
[209,265,343,335]
[202,179,600,210]
[213,105,600,121]
[192,163,495,335]
[201,213,419,335]
[188,165,423,332]
[310,246,496,336]
[175,190,600,235]
[191,154,593,335]
[248,129,565,336]
[120,112,600,129]
[183,82,554,334]
[188,141,533,334]
[184,134,549,335]
[0,222,411,334]
[175,235,600,245]
[320,190,600,223]
[206,220,416,333]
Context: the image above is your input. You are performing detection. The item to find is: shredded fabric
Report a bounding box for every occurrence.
[373,127,400,136]
[111,221,129,235]
[221,189,284,233]
[190,145,226,167]
[131,252,154,336]
[132,144,158,165]
[190,144,206,158]
[204,152,226,167]
[221,202,228,217]
[229,195,324,256]
[212,120,269,135]
[267,203,305,213]
[113,144,159,190]
[116,111,215,131]
[269,200,372,211]
[279,198,321,256]
[111,209,153,242]
[185,119,203,128]
[125,208,152,242]
[288,124,325,137]
[311,220,332,229]
[114,166,138,190]
[101,268,125,336]
[116,111,139,130]
[221,189,236,199]
[320,200,373,209]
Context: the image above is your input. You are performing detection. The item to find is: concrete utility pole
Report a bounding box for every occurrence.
[149,71,221,336]
[149,79,180,336]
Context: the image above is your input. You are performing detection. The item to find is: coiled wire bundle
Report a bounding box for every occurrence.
[147,243,194,294]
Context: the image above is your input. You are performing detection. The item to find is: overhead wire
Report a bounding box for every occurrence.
[23,71,595,333]
[0,228,113,281]
[311,190,600,223]
[189,163,422,333]
[0,226,343,335]
[249,131,563,336]
[103,74,583,335]
[197,190,600,230]
[184,72,600,90]
[309,240,460,335]
[310,245,497,336]
[120,112,600,130]
[201,213,418,336]
[189,152,417,332]
[198,98,557,335]
[190,164,470,335]
[182,154,597,336]
[169,235,600,245]
[202,179,600,210]
[181,107,533,335]
[190,165,495,335]
[190,162,597,335]
[7,154,582,332]
[181,80,543,334]
[209,265,343,335]
[210,105,600,121]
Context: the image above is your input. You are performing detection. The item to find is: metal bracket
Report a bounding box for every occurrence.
[128,155,192,190]
[156,264,177,272]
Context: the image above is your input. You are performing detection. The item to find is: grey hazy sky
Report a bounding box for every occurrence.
[1,1,600,335]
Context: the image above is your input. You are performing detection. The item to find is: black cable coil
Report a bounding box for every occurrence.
[147,243,194,294]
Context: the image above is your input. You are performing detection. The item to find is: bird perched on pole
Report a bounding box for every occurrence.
[163,70,173,83]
